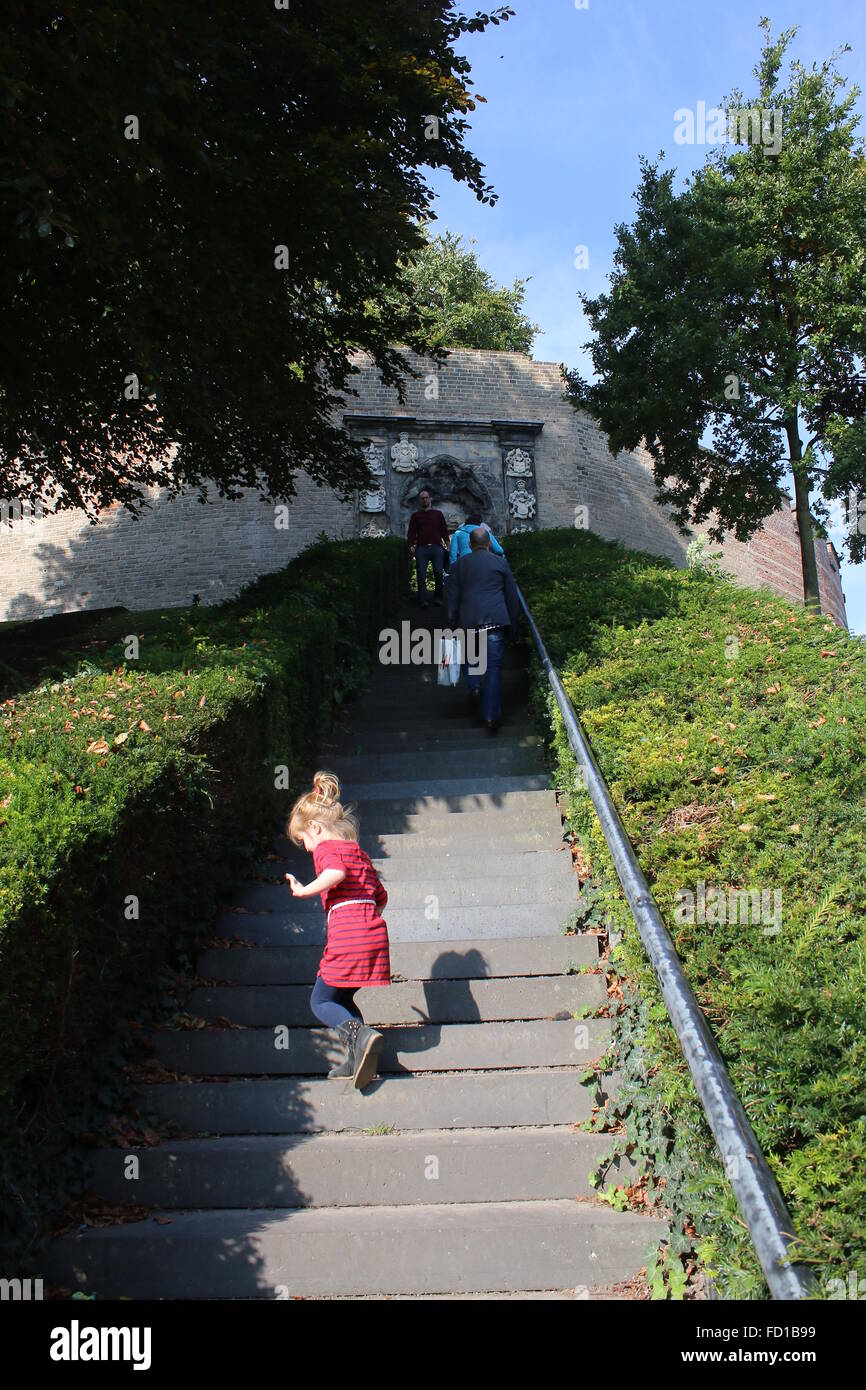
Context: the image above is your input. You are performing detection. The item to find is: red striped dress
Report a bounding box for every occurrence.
[313,839,391,988]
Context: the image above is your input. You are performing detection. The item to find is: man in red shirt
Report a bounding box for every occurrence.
[407,489,450,609]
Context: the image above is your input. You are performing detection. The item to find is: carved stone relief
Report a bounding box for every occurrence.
[362,443,387,476]
[505,447,533,477]
[508,482,537,521]
[390,431,419,472]
[360,485,387,513]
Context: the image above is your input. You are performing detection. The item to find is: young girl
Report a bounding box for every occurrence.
[286,771,390,1090]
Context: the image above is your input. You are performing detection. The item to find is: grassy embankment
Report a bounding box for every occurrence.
[507,528,865,1299]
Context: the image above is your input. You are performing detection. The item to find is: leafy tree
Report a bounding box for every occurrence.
[568,21,866,611]
[0,2,513,518]
[381,227,538,353]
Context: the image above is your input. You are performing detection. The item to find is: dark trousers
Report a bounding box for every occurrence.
[310,975,363,1028]
[465,627,507,722]
[415,543,444,601]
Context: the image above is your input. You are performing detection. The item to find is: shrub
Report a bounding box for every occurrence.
[0,535,404,1264]
[507,527,866,1298]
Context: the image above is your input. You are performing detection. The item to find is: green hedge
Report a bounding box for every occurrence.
[0,535,404,1264]
[507,528,866,1299]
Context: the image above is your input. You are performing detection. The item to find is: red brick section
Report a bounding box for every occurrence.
[748,505,847,628]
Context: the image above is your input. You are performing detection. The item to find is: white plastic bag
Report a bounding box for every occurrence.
[438,634,462,687]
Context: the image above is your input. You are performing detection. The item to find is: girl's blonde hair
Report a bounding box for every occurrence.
[287,771,359,846]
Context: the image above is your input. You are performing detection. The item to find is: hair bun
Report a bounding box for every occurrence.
[312,771,340,807]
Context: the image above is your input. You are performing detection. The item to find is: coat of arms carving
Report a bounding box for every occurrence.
[505,448,533,477]
[508,482,537,520]
[360,486,387,513]
[362,443,387,476]
[390,431,419,472]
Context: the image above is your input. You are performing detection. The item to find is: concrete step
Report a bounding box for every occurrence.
[358,682,530,707]
[361,664,528,688]
[346,707,531,730]
[345,775,553,803]
[383,845,572,878]
[379,848,572,880]
[266,836,566,873]
[150,1018,611,1076]
[212,901,580,945]
[352,816,562,843]
[327,747,544,783]
[44,1200,664,1299]
[230,874,576,916]
[138,1067,612,1134]
[271,809,565,856]
[186,973,606,1026]
[350,690,529,719]
[366,634,526,660]
[255,849,574,885]
[347,787,560,820]
[346,708,531,732]
[369,821,564,852]
[377,605,525,627]
[352,696,530,721]
[85,1128,632,1209]
[366,635,526,660]
[348,1287,668,1299]
[323,727,540,755]
[195,934,600,984]
[355,650,524,672]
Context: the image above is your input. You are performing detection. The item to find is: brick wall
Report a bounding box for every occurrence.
[0,347,847,627]
[0,475,355,621]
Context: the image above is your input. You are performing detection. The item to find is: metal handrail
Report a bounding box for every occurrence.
[517,586,814,1301]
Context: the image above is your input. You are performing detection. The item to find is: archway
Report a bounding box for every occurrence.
[400,455,500,535]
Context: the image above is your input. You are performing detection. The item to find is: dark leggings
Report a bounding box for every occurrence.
[310,975,364,1028]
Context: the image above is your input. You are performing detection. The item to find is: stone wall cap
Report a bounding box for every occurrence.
[343,414,545,435]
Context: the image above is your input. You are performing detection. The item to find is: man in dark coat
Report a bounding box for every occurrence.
[446,527,520,732]
[407,489,449,608]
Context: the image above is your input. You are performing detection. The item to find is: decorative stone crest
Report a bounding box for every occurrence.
[505,447,533,477]
[390,431,419,472]
[362,442,386,476]
[360,485,387,513]
[508,482,537,520]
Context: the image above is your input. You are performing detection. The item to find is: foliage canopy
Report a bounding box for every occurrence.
[0,2,514,516]
[568,22,866,609]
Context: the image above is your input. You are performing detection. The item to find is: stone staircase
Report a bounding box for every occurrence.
[45,606,663,1299]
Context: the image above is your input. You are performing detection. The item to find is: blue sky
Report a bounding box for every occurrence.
[425,0,866,633]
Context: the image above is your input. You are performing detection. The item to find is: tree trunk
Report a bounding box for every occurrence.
[786,417,822,614]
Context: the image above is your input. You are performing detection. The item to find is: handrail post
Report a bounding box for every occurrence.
[516,585,815,1300]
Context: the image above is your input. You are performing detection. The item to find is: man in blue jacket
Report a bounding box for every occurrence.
[446,527,520,732]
